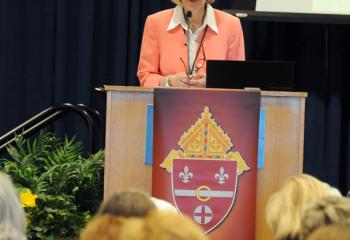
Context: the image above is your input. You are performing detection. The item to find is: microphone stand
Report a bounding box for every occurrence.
[185,11,192,77]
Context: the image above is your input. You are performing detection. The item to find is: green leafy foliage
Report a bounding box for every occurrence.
[1,131,104,240]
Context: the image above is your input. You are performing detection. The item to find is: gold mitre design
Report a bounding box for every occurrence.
[160,106,250,175]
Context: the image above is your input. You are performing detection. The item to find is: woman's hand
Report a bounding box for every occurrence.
[188,73,206,88]
[168,72,190,87]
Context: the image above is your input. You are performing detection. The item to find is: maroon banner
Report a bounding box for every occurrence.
[152,88,260,240]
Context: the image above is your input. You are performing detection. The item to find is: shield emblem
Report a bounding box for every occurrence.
[172,159,238,233]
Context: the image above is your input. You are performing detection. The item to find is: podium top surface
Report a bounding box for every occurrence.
[103,85,308,98]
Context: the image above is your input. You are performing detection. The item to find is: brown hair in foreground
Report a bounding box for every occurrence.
[119,210,208,240]
[80,215,125,240]
[97,190,156,217]
[80,211,208,240]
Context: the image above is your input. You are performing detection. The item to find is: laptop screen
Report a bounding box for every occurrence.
[206,60,295,91]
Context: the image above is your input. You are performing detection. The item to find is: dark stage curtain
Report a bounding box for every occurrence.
[0,1,349,192]
[242,21,350,193]
[0,0,172,151]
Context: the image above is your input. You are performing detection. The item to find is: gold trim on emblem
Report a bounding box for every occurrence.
[196,185,211,202]
[160,107,250,176]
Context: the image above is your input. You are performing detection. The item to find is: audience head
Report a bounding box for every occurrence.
[301,196,350,239]
[83,189,183,240]
[266,174,337,240]
[0,172,26,237]
[306,225,350,240]
[80,214,125,240]
[97,190,156,217]
[119,210,208,240]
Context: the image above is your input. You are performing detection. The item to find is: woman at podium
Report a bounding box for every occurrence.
[137,0,245,88]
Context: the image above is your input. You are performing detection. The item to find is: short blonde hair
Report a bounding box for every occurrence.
[306,225,350,240]
[301,196,350,239]
[171,0,215,6]
[266,174,332,240]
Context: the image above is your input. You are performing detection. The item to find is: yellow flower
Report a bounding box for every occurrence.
[20,191,38,208]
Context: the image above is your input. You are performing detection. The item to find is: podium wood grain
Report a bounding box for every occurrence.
[104,86,307,240]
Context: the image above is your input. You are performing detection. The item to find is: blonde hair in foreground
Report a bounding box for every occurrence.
[171,0,216,6]
[306,225,350,240]
[119,210,208,240]
[266,174,332,240]
[301,196,350,239]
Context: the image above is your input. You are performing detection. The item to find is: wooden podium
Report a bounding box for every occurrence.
[104,85,307,240]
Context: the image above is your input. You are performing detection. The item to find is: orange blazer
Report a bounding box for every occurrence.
[137,8,245,87]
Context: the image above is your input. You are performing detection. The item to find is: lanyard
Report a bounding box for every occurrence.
[189,25,208,76]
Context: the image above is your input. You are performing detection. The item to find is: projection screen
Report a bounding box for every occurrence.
[256,0,350,15]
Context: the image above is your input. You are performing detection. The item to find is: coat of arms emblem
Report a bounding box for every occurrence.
[160,107,250,233]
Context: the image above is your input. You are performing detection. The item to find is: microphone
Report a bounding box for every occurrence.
[185,11,192,76]
[185,10,192,19]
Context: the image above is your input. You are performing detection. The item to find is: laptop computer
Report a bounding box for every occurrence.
[206,60,295,91]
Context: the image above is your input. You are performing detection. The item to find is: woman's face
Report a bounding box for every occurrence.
[181,0,206,11]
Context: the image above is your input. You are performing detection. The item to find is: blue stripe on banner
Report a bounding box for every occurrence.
[258,108,266,169]
[144,104,154,165]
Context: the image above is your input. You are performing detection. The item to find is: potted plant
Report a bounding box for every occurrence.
[1,131,104,240]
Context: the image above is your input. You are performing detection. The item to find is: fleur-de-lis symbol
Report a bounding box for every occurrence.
[215,167,229,185]
[179,166,193,184]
